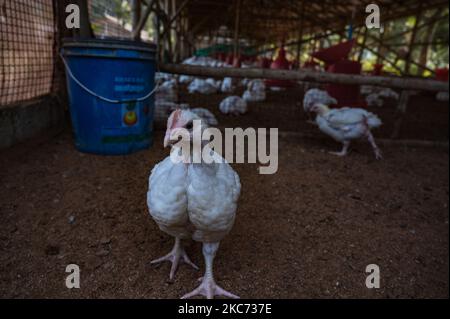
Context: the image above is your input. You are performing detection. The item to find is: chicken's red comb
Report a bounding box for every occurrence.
[169,109,182,129]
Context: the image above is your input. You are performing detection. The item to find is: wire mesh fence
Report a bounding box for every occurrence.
[0,0,55,107]
[88,0,133,39]
[88,0,154,41]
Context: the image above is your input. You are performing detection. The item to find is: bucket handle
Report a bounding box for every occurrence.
[60,53,158,104]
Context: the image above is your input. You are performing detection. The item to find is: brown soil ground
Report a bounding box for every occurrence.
[0,86,448,299]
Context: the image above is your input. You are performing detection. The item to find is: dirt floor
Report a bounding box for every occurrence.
[0,86,448,299]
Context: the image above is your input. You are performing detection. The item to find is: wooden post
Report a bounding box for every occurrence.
[391,90,413,139]
[376,26,386,65]
[132,0,156,40]
[74,0,94,38]
[132,0,142,33]
[357,27,368,62]
[166,0,173,62]
[233,0,242,57]
[405,5,423,75]
[295,1,305,69]
[418,9,442,76]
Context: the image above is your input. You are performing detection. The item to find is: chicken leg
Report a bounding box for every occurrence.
[181,242,239,299]
[367,132,383,160]
[150,237,198,280]
[330,141,350,157]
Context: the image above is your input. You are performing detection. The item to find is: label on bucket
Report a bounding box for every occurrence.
[114,76,145,94]
[122,102,139,127]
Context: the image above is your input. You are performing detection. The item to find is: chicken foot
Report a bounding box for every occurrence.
[181,242,239,299]
[330,141,351,157]
[150,237,198,280]
[367,131,383,160]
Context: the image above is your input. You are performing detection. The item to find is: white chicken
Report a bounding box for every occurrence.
[242,79,266,102]
[155,79,178,103]
[188,79,218,95]
[154,102,219,127]
[311,104,383,159]
[365,88,399,107]
[436,91,449,102]
[219,96,248,115]
[190,108,219,126]
[221,77,235,93]
[147,110,241,299]
[303,89,337,122]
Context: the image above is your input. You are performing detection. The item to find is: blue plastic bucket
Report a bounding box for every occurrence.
[61,38,157,155]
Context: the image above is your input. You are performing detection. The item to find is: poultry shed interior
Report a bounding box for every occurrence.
[0,0,448,300]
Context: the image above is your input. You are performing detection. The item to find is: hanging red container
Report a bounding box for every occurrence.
[266,47,295,87]
[312,39,355,68]
[258,57,272,69]
[326,60,363,107]
[435,68,449,82]
[225,53,234,66]
[217,52,227,62]
[372,63,384,76]
[233,55,242,68]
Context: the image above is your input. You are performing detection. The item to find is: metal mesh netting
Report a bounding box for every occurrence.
[88,0,154,41]
[0,0,55,107]
[89,0,133,39]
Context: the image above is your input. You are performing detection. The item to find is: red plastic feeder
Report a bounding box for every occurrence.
[326,60,363,107]
[233,55,242,68]
[372,63,384,76]
[258,57,272,69]
[217,52,227,62]
[303,59,320,69]
[266,47,295,87]
[225,53,234,66]
[435,68,449,82]
[312,40,362,107]
[312,39,355,68]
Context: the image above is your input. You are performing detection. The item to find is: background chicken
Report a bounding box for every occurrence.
[219,96,248,115]
[188,78,218,94]
[303,88,337,122]
[243,79,266,102]
[311,104,383,159]
[221,77,235,93]
[147,110,241,299]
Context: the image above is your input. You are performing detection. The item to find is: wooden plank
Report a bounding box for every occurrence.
[158,63,449,92]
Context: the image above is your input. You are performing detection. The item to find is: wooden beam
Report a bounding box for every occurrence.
[357,26,368,62]
[295,1,305,68]
[132,0,142,31]
[160,0,191,39]
[364,32,436,74]
[405,5,423,74]
[391,90,414,139]
[132,0,157,40]
[158,63,449,92]
[233,0,242,57]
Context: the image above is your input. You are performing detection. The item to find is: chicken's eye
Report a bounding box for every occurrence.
[185,122,193,130]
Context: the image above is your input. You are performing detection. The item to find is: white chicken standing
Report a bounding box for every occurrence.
[311,104,383,159]
[147,110,241,299]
